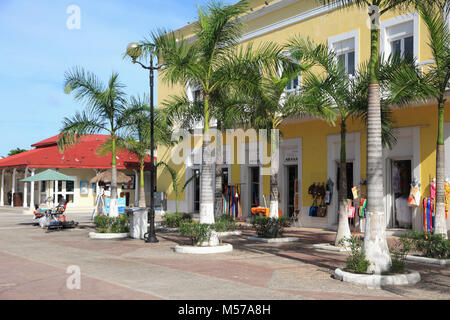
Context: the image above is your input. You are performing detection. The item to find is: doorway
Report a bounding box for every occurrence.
[391,159,412,229]
[336,162,354,225]
[249,167,260,208]
[193,169,200,213]
[286,165,298,217]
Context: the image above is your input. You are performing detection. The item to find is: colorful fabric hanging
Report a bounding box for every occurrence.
[423,197,434,232]
[359,198,367,217]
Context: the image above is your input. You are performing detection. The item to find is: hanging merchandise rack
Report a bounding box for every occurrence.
[222,184,242,218]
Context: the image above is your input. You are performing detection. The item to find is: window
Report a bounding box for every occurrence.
[285,74,301,92]
[281,52,301,92]
[193,89,202,102]
[333,38,356,76]
[380,13,419,61]
[387,21,414,58]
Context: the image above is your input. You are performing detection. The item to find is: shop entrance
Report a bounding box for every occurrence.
[249,167,260,208]
[391,159,412,229]
[286,165,298,217]
[336,162,354,225]
[193,169,200,213]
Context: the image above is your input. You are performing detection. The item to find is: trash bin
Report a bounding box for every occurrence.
[126,207,148,239]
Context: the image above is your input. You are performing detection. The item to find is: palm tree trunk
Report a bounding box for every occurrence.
[200,95,215,224]
[138,160,146,208]
[363,21,391,274]
[269,129,279,218]
[109,137,119,217]
[335,120,351,246]
[435,101,448,238]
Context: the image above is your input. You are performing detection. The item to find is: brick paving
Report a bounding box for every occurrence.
[0,212,448,300]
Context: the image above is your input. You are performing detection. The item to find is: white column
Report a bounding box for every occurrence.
[54,180,58,206]
[0,169,4,206]
[134,169,139,207]
[11,168,16,207]
[23,168,29,208]
[30,169,35,209]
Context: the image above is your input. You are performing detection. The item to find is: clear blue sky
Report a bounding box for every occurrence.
[0,0,234,157]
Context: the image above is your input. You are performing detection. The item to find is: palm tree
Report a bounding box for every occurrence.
[288,38,420,247]
[389,2,450,238]
[58,67,138,217]
[156,161,200,213]
[319,0,446,273]
[142,0,282,225]
[97,95,173,208]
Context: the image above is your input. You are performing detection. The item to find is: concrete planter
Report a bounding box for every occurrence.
[405,255,450,266]
[247,236,299,243]
[313,243,349,252]
[334,268,421,289]
[88,232,129,240]
[217,230,242,237]
[173,243,233,254]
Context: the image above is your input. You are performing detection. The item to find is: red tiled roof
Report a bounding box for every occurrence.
[0,134,152,170]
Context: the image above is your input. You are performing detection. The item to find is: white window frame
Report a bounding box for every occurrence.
[328,29,359,76]
[380,12,419,61]
[280,51,302,94]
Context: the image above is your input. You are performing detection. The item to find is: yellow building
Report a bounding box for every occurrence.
[156,0,450,233]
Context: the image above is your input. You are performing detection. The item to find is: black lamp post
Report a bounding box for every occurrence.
[126,42,159,243]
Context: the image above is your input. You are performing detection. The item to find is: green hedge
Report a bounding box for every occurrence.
[163,212,193,228]
[407,231,450,259]
[179,222,212,246]
[94,215,129,233]
[213,215,237,232]
[251,216,289,238]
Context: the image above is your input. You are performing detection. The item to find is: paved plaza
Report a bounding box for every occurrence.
[0,212,449,300]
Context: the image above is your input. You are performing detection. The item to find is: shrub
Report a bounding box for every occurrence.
[163,212,193,228]
[213,215,237,232]
[94,215,129,233]
[407,231,450,259]
[339,236,371,274]
[251,216,289,238]
[179,222,212,246]
[388,234,414,274]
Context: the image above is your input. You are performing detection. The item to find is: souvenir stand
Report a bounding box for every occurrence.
[222,184,243,219]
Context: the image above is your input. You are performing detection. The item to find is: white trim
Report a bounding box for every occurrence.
[327,132,361,226]
[380,12,420,61]
[30,168,35,208]
[240,1,343,42]
[328,29,360,74]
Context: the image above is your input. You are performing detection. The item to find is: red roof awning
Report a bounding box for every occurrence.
[0,134,153,170]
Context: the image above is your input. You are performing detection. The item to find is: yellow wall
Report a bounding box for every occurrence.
[156,0,442,210]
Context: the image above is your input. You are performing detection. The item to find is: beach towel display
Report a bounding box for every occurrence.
[347,199,355,218]
[222,185,242,218]
[423,197,434,232]
[444,181,450,219]
[358,198,367,217]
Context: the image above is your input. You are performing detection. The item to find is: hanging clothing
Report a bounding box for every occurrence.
[393,165,401,194]
[423,197,435,232]
[396,197,411,225]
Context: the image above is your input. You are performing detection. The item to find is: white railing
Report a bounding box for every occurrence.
[418,59,450,91]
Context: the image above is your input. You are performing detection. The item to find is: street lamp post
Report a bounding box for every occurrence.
[126,42,160,243]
